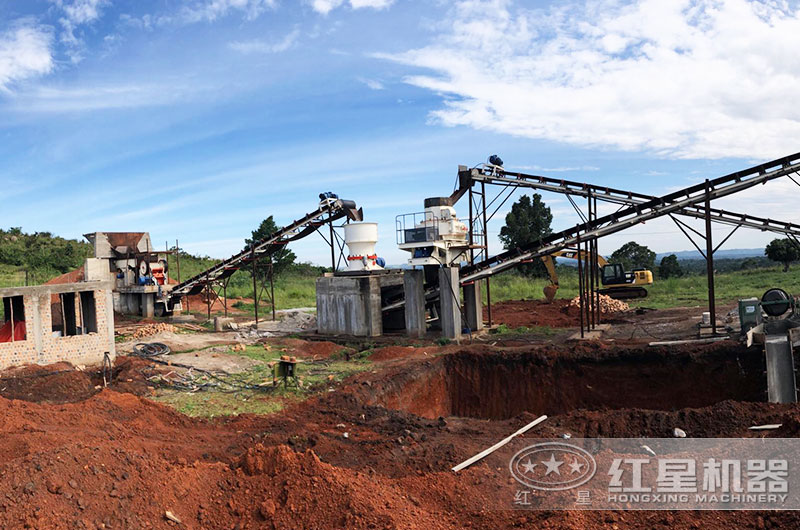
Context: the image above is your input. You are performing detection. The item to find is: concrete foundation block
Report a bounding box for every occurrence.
[404,269,426,338]
[463,281,483,332]
[316,276,382,337]
[438,267,461,340]
[141,294,155,318]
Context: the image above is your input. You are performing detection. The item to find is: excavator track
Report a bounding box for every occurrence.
[599,287,648,300]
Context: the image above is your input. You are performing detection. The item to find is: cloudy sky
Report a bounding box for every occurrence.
[2,0,800,265]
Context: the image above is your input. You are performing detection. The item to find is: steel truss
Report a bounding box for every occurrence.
[458,152,800,335]
[169,197,362,323]
[463,155,800,335]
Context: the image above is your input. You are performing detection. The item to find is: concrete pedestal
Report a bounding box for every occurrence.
[403,269,426,338]
[463,281,483,332]
[141,293,155,318]
[438,267,461,340]
[316,276,382,336]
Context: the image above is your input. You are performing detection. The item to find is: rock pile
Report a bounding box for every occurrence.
[131,323,177,339]
[569,293,629,313]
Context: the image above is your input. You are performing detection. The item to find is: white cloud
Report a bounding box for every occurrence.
[0,24,54,91]
[377,0,800,160]
[358,77,385,90]
[182,0,277,22]
[57,0,108,25]
[312,0,345,15]
[52,0,109,61]
[311,0,395,15]
[229,29,300,54]
[349,0,395,8]
[8,82,211,112]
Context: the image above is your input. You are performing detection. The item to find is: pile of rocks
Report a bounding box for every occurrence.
[569,293,630,313]
[131,323,177,339]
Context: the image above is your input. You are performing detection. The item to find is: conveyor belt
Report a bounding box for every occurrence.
[460,152,800,283]
[467,164,800,239]
[168,197,362,301]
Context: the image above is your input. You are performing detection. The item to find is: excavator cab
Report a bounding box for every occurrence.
[601,264,627,286]
[600,264,653,298]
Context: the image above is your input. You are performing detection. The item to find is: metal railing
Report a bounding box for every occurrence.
[396,211,438,245]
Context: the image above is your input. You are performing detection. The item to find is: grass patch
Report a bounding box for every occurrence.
[153,390,288,417]
[493,323,558,335]
[151,344,372,418]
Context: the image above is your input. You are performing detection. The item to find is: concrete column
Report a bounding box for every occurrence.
[463,281,483,332]
[438,266,461,340]
[366,277,383,337]
[403,269,426,338]
[31,294,43,357]
[106,290,116,360]
[142,294,155,318]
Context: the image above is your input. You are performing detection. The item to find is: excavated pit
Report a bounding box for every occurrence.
[374,343,767,420]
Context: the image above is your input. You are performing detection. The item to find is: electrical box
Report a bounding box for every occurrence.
[738,298,762,333]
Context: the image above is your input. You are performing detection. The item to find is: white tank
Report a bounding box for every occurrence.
[344,222,383,271]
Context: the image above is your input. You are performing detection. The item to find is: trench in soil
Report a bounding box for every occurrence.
[375,345,767,420]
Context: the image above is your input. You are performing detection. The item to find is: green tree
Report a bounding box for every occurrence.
[244,216,296,279]
[609,241,656,271]
[658,254,683,279]
[765,238,800,272]
[0,227,92,277]
[499,194,553,277]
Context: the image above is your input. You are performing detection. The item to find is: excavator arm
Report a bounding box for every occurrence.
[540,255,559,303]
[540,249,607,303]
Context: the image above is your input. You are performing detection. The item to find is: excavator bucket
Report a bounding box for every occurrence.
[543,284,558,304]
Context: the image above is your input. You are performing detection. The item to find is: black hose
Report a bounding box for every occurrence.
[132,342,171,357]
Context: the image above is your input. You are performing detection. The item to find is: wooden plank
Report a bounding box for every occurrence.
[451,415,547,473]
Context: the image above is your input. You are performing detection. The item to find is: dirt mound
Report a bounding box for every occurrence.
[0,363,97,404]
[487,299,578,328]
[370,345,439,361]
[231,443,446,529]
[108,356,166,396]
[263,338,354,359]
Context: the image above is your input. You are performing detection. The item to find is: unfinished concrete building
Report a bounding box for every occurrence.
[0,281,116,370]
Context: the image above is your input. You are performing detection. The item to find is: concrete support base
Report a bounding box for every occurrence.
[463,281,483,332]
[438,267,461,340]
[403,269,426,338]
[141,294,155,319]
[316,276,383,336]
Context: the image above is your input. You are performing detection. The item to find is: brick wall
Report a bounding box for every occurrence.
[0,289,115,370]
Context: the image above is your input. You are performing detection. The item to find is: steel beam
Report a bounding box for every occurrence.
[460,153,800,284]
[469,171,800,238]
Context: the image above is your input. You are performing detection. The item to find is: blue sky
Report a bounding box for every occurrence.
[2,0,800,265]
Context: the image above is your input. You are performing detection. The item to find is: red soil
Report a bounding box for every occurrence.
[262,338,355,359]
[0,343,796,529]
[486,299,578,328]
[486,298,630,329]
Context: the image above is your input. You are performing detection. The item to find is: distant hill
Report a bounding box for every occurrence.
[656,248,764,261]
[0,228,92,283]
